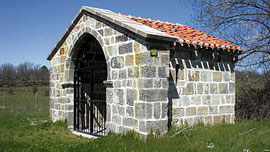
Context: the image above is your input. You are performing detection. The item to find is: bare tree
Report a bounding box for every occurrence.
[39,65,49,85]
[190,0,270,68]
[1,63,16,87]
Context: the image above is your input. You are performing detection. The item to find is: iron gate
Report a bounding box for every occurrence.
[73,35,107,136]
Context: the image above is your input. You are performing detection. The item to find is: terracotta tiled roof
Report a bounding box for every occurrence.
[123,14,244,52]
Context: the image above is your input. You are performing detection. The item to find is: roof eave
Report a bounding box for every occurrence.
[47,6,177,61]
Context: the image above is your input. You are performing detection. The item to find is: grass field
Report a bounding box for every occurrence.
[0,87,270,152]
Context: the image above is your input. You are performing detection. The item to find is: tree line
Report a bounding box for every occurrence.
[0,62,49,87]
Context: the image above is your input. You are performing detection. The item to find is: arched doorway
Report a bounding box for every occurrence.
[73,33,107,136]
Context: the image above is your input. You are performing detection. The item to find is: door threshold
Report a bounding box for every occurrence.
[72,131,99,139]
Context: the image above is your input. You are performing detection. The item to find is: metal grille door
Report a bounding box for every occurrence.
[73,35,107,136]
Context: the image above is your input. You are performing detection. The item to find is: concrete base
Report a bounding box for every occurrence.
[72,131,98,139]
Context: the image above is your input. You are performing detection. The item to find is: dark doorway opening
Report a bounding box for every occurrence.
[73,34,107,136]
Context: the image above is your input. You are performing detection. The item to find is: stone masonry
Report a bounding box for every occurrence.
[47,6,241,136]
[169,47,236,127]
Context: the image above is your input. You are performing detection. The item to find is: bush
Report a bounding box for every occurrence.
[32,86,38,93]
[8,88,14,95]
[44,89,49,97]
[236,81,270,119]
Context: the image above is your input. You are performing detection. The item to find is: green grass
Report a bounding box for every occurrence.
[0,87,270,151]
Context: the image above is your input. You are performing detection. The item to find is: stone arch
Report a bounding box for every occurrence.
[64,27,111,83]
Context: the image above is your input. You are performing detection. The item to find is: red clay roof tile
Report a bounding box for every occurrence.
[123,14,244,52]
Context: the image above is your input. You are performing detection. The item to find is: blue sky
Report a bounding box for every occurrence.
[0,0,193,67]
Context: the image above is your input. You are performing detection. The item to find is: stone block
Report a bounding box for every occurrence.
[212,95,220,105]
[111,36,115,44]
[219,83,228,94]
[65,104,73,111]
[172,108,184,117]
[116,35,128,43]
[170,69,176,82]
[126,106,134,117]
[186,107,196,116]
[160,53,170,65]
[106,122,117,133]
[106,104,112,122]
[182,83,194,95]
[153,79,161,88]
[112,115,122,125]
[196,83,203,94]
[134,42,140,52]
[104,38,110,45]
[191,96,201,105]
[229,83,235,93]
[145,120,168,133]
[119,42,133,54]
[127,67,139,78]
[219,106,234,114]
[96,21,102,29]
[125,54,134,66]
[210,83,218,94]
[104,28,113,37]
[66,112,74,127]
[231,73,235,82]
[201,71,211,82]
[119,69,127,79]
[141,66,156,78]
[178,70,185,80]
[209,106,218,114]
[135,103,145,119]
[197,107,208,115]
[108,46,116,56]
[221,95,226,104]
[112,105,117,114]
[184,118,194,125]
[114,89,124,105]
[154,103,161,119]
[114,80,121,88]
[98,29,104,36]
[138,79,153,88]
[111,56,124,69]
[135,52,153,66]
[161,79,169,89]
[158,66,169,78]
[139,120,146,132]
[231,95,235,104]
[223,72,230,82]
[145,103,153,119]
[195,71,200,81]
[106,88,114,104]
[201,95,210,105]
[204,116,212,125]
[161,102,168,118]
[123,117,138,128]
[213,72,222,82]
[139,89,167,102]
[194,116,204,124]
[213,116,224,124]
[126,89,136,106]
[127,80,133,87]
[181,95,190,106]
[117,106,125,116]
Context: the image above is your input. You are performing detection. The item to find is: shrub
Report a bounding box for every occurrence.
[32,86,38,93]
[236,81,270,119]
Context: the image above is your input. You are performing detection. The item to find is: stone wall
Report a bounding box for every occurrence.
[169,47,236,126]
[49,12,171,135]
